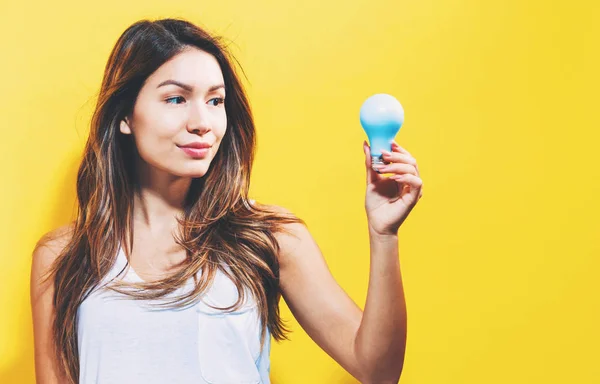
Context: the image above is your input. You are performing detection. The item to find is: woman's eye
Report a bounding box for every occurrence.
[208,97,225,107]
[165,96,186,105]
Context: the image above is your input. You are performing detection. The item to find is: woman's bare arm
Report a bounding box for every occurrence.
[30,224,73,384]
[274,208,406,384]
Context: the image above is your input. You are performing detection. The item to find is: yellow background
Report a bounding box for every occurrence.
[1,0,598,383]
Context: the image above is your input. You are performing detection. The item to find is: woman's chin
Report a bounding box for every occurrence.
[175,164,211,179]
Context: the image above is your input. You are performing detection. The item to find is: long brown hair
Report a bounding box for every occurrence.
[44,18,304,383]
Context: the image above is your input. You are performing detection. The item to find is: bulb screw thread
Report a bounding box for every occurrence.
[371,155,385,173]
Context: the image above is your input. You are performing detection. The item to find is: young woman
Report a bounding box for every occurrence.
[30,18,423,384]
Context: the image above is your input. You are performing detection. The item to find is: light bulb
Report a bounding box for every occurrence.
[360,93,404,171]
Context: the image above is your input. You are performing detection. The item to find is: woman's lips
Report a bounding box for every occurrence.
[179,146,210,158]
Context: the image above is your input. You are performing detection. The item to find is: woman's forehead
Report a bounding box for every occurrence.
[147,48,225,92]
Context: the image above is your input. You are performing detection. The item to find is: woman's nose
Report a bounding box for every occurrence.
[186,103,211,134]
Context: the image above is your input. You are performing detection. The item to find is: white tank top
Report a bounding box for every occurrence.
[76,228,271,383]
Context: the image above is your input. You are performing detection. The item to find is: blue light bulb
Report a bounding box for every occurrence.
[360,94,404,171]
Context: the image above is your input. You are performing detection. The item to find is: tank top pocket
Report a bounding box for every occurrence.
[195,268,262,384]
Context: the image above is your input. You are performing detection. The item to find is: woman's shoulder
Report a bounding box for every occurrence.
[250,199,292,215]
[251,202,310,257]
[31,222,75,272]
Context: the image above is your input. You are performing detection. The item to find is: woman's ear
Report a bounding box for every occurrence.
[120,117,132,135]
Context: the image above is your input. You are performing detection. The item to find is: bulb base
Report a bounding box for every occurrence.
[371,155,385,173]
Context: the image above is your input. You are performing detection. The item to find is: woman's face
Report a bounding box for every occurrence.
[120,47,227,178]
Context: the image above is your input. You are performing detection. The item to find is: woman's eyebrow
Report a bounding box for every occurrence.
[156,80,225,93]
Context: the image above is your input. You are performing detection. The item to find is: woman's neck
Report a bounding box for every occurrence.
[133,165,192,233]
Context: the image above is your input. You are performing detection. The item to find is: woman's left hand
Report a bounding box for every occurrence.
[363,140,423,236]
